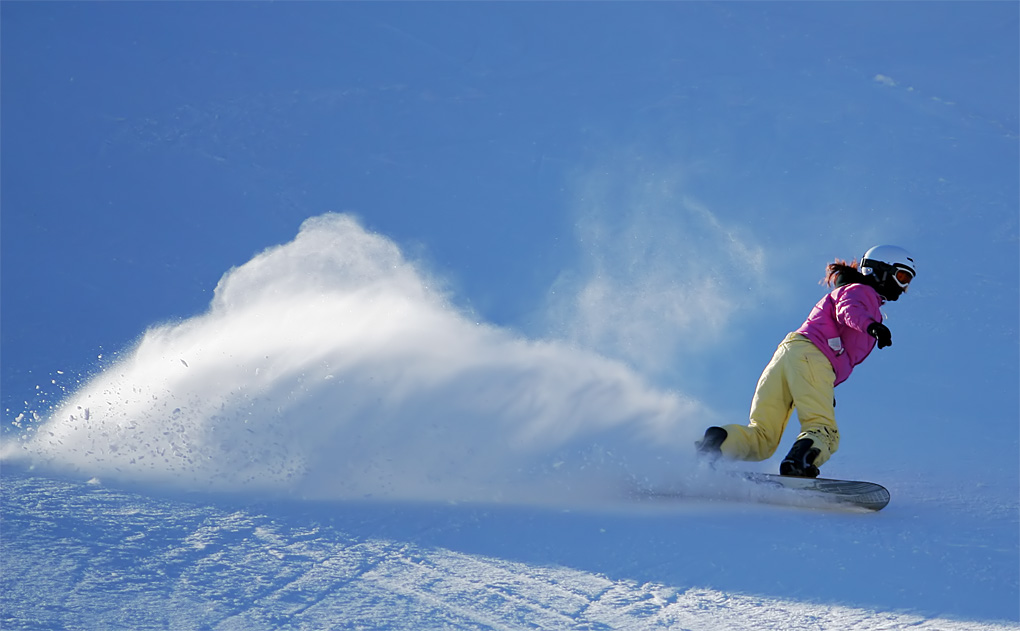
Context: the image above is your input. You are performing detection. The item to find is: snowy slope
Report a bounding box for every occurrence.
[2,470,1016,630]
[3,3,1018,629]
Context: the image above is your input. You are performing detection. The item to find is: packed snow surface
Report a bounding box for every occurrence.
[2,471,1016,630]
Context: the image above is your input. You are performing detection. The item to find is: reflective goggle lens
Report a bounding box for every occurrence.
[894,268,914,287]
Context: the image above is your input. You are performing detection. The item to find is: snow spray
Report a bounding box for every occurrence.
[3,214,703,504]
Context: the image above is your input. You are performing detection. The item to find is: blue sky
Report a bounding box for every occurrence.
[2,2,1017,489]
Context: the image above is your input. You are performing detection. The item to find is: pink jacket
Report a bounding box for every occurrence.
[794,283,884,386]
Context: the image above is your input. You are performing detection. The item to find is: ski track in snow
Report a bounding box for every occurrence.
[2,472,1016,631]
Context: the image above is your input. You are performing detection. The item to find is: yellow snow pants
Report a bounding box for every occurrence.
[720,333,840,466]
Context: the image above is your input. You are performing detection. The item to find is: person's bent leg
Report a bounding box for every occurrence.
[717,334,799,461]
[782,337,839,472]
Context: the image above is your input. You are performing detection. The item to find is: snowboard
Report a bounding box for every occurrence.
[634,471,890,512]
[739,472,890,511]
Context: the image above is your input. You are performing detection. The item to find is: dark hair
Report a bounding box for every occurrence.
[823,258,867,288]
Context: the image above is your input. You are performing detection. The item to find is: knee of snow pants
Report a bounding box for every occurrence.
[720,333,839,465]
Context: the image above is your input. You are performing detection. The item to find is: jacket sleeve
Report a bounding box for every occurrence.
[833,285,880,333]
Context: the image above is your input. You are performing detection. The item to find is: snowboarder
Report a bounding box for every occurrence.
[696,245,917,477]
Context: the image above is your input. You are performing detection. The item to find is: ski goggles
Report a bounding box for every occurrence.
[892,267,914,289]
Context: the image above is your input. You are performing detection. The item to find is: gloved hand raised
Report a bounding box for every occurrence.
[867,321,892,349]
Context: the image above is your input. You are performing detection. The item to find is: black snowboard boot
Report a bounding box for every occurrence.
[780,438,821,478]
[695,426,728,461]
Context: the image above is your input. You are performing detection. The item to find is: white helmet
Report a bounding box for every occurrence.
[861,245,916,300]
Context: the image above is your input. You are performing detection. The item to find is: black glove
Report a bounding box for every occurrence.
[867,321,892,349]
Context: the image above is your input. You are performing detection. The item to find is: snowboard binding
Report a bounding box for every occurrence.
[695,426,728,462]
[780,438,821,478]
